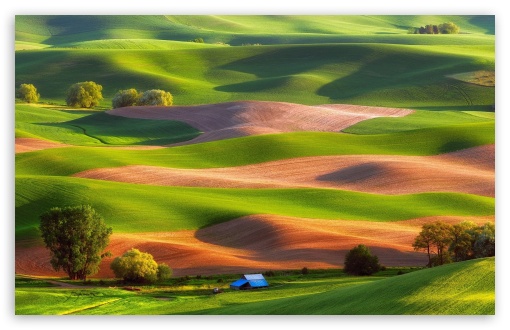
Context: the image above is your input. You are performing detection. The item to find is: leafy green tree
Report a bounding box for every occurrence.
[157,263,173,281]
[111,248,172,283]
[439,22,460,34]
[449,221,478,261]
[39,205,112,280]
[473,222,495,258]
[112,88,141,108]
[429,221,453,265]
[344,244,381,276]
[66,81,103,108]
[16,83,40,103]
[138,89,173,106]
[412,224,435,267]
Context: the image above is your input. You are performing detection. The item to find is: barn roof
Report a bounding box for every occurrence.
[243,274,265,280]
[230,279,249,287]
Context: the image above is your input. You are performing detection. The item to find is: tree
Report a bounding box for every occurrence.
[473,222,495,258]
[344,244,381,276]
[138,89,173,106]
[413,221,452,267]
[66,81,103,108]
[412,224,435,267]
[39,205,112,280]
[449,221,478,261]
[112,88,141,108]
[111,248,172,283]
[16,83,40,103]
[439,22,460,34]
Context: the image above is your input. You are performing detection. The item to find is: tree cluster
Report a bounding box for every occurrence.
[408,22,460,35]
[112,88,173,108]
[110,248,172,283]
[413,221,494,267]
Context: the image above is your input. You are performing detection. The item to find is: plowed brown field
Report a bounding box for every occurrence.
[73,145,494,197]
[15,214,494,277]
[107,101,413,145]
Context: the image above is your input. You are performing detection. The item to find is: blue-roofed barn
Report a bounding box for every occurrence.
[230,274,269,290]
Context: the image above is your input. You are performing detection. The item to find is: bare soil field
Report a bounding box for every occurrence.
[107,101,414,145]
[15,214,493,277]
[15,138,70,153]
[73,144,494,197]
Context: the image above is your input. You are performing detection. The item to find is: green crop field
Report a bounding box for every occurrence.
[14,15,495,315]
[15,258,494,315]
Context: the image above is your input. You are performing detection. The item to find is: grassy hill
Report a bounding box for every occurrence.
[15,258,494,315]
[15,42,494,107]
[195,257,495,315]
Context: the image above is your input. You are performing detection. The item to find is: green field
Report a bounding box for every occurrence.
[15,258,494,315]
[15,15,495,315]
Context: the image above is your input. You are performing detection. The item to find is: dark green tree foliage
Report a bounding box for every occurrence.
[39,205,112,280]
[473,222,495,258]
[66,81,103,108]
[111,248,172,283]
[409,22,460,34]
[112,88,141,108]
[344,244,381,276]
[449,221,478,262]
[16,83,40,103]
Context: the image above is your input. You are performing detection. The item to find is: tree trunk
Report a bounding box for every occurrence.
[427,245,431,267]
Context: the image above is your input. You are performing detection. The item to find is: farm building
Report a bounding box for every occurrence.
[230,274,269,290]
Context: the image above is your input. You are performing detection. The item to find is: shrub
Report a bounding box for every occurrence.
[344,244,381,276]
[301,267,309,275]
[190,38,204,43]
[217,278,224,283]
[66,81,103,108]
[138,89,173,106]
[110,248,172,283]
[264,270,275,277]
[16,83,40,103]
[112,88,141,108]
[439,22,460,34]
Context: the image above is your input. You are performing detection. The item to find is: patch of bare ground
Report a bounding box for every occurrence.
[73,144,494,197]
[15,215,493,277]
[107,101,413,145]
[15,138,70,153]
[447,70,495,87]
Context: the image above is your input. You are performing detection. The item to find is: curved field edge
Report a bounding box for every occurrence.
[15,122,495,176]
[192,257,494,315]
[15,175,494,240]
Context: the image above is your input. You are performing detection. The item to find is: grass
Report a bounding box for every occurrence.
[15,121,495,176]
[15,258,494,315]
[15,42,494,107]
[343,109,494,134]
[15,104,200,145]
[15,175,494,240]
[194,257,495,315]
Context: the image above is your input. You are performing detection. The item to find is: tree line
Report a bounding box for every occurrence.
[408,22,460,35]
[413,220,495,267]
[16,82,173,108]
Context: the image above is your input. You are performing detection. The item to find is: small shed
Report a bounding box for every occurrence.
[230,274,269,290]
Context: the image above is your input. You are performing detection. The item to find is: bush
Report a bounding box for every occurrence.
[264,270,275,277]
[138,89,173,106]
[16,83,40,103]
[66,81,103,108]
[110,248,171,283]
[112,88,141,108]
[439,22,460,34]
[301,267,309,275]
[190,38,204,43]
[344,244,381,276]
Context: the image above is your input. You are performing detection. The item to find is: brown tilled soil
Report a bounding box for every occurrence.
[107,101,414,145]
[73,144,494,197]
[15,214,493,277]
[15,138,70,153]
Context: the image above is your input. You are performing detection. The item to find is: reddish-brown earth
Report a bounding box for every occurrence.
[107,101,414,145]
[15,214,494,277]
[73,144,494,197]
[15,138,70,153]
